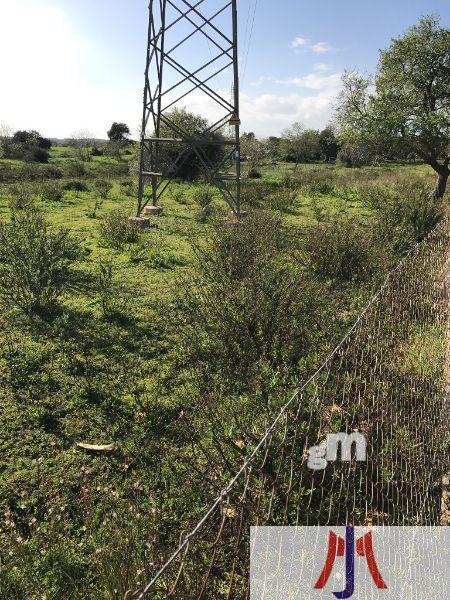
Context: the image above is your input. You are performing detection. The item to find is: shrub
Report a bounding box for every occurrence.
[17,163,43,181]
[192,184,216,208]
[7,183,35,211]
[43,165,64,180]
[86,199,103,219]
[192,184,216,222]
[65,161,87,177]
[91,146,103,157]
[0,210,82,315]
[298,168,335,195]
[172,211,328,399]
[63,180,89,192]
[40,182,64,202]
[170,183,189,204]
[269,187,297,213]
[248,168,262,179]
[304,218,382,283]
[336,141,378,168]
[93,260,130,320]
[0,164,15,183]
[240,182,278,209]
[146,232,187,269]
[362,182,444,254]
[94,180,113,199]
[98,209,140,250]
[120,179,137,197]
[32,147,50,163]
[281,173,302,190]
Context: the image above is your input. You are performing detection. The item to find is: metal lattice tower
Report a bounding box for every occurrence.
[137,0,242,217]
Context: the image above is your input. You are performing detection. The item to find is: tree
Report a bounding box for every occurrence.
[280,123,320,168]
[0,124,13,158]
[149,108,225,181]
[2,130,51,162]
[240,132,267,176]
[266,136,281,162]
[107,122,131,142]
[336,16,450,199]
[12,130,52,149]
[70,130,95,162]
[319,126,339,162]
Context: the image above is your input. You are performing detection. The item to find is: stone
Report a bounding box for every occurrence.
[128,216,151,229]
[143,205,164,216]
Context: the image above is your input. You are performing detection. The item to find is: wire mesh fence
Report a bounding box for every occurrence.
[139,220,449,599]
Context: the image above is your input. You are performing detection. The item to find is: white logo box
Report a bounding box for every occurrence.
[250,526,449,599]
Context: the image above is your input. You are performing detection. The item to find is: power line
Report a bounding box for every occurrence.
[242,0,258,82]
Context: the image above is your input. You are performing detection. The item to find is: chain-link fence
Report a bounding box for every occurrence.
[140,220,449,599]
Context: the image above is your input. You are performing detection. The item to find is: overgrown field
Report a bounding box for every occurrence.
[0,147,446,598]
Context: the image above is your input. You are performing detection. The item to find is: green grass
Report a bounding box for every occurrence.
[0,148,446,598]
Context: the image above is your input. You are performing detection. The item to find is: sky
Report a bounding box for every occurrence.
[0,0,449,139]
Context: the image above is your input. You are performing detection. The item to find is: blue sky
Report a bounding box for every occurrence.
[0,0,449,138]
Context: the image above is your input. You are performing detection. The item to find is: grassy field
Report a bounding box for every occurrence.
[0,147,446,598]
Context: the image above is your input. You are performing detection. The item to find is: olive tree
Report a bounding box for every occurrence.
[337,16,450,199]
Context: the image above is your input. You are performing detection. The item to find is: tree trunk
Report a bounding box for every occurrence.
[433,168,449,201]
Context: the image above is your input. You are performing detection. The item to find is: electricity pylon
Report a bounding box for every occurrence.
[136,0,242,218]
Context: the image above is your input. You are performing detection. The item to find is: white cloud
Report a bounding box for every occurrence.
[182,74,342,137]
[254,63,341,93]
[311,42,332,54]
[314,62,330,73]
[290,36,336,55]
[291,36,309,48]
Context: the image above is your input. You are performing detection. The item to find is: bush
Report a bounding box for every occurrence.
[93,260,130,320]
[145,232,187,269]
[298,168,335,195]
[32,147,50,163]
[304,218,382,283]
[0,210,82,315]
[86,199,103,219]
[7,183,35,211]
[16,163,44,181]
[240,182,279,208]
[94,180,113,199]
[63,180,89,192]
[91,146,104,157]
[98,209,140,250]
[40,182,64,202]
[0,164,15,183]
[170,183,189,204]
[269,187,297,213]
[65,161,87,177]
[192,184,216,222]
[120,179,137,197]
[336,141,377,168]
[281,173,302,190]
[362,182,444,254]
[248,168,262,179]
[192,184,216,208]
[43,165,64,180]
[172,211,328,398]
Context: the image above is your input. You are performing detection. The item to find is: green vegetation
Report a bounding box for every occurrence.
[0,140,446,597]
